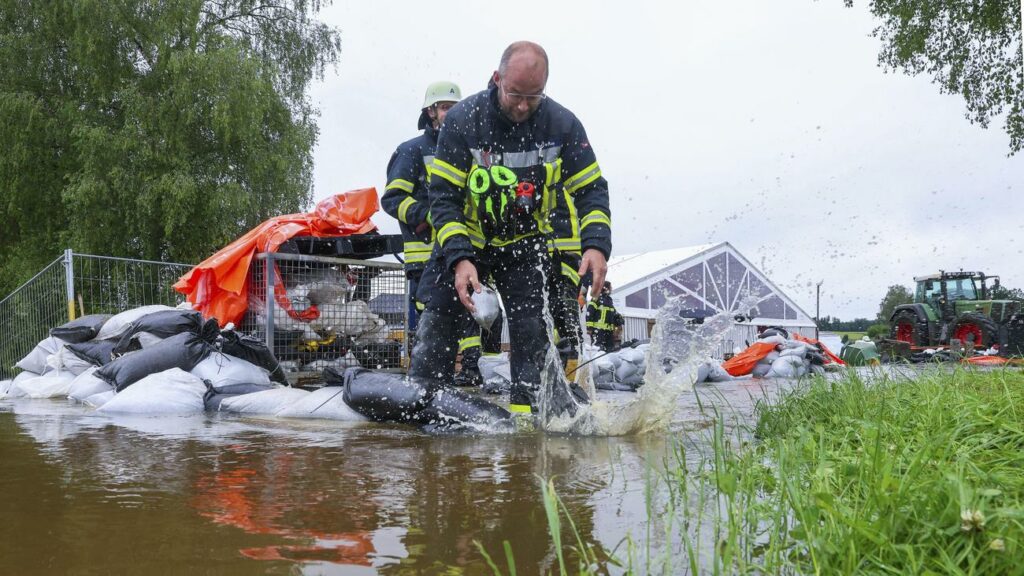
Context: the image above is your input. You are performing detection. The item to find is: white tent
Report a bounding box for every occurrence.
[607,242,818,356]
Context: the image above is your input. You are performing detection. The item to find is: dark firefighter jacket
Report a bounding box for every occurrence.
[587,293,622,332]
[427,85,612,272]
[381,124,439,275]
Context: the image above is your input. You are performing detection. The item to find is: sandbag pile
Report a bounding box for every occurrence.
[589,344,649,391]
[721,329,844,379]
[2,305,287,408]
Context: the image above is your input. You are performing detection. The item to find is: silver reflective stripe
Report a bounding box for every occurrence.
[469,146,562,168]
[422,154,435,166]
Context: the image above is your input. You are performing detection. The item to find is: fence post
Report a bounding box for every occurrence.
[63,248,76,321]
[264,253,275,354]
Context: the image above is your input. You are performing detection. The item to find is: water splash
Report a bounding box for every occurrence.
[536,296,746,436]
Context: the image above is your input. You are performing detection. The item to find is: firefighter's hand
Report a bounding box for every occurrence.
[578,249,607,299]
[454,259,481,313]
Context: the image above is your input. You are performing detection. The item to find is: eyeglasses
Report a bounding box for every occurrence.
[499,81,546,104]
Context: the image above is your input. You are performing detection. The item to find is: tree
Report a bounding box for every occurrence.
[877,284,914,322]
[0,1,341,296]
[846,1,1024,154]
[991,284,1024,300]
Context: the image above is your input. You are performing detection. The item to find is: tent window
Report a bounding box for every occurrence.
[671,264,703,293]
[650,280,684,309]
[757,295,786,319]
[625,288,649,309]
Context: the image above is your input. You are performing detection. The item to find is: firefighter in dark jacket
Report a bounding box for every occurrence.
[410,41,612,414]
[587,281,622,351]
[382,82,500,386]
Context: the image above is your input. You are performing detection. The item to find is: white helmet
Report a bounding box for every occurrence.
[418,81,461,129]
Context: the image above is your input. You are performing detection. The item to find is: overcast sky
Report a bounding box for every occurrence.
[306,0,1023,320]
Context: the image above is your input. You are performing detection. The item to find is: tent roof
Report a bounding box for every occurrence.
[607,243,720,292]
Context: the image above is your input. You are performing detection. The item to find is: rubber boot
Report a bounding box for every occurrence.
[454,366,483,387]
[408,311,458,383]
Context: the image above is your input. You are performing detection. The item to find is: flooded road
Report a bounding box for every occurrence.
[0,376,802,575]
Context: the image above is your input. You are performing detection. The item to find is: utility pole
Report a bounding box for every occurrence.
[815,280,823,340]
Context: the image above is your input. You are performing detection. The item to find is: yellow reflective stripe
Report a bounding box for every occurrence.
[560,262,580,286]
[458,336,482,352]
[397,196,417,224]
[564,162,600,194]
[404,241,432,263]
[580,210,611,230]
[552,238,581,252]
[564,190,579,241]
[386,178,414,193]
[431,159,468,187]
[437,222,468,245]
[466,222,486,248]
[509,404,532,414]
[415,301,426,311]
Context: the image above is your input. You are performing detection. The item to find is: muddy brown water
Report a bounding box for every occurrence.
[0,374,868,575]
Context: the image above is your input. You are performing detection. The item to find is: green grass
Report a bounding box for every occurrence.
[484,368,1024,574]
[834,331,867,342]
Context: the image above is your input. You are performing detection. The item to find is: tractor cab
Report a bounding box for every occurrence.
[913,271,993,322]
[892,270,1018,351]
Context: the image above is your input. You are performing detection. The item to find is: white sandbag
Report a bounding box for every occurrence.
[276,387,369,421]
[0,379,11,396]
[780,347,808,358]
[810,364,826,376]
[751,362,772,378]
[757,335,787,346]
[764,351,781,363]
[615,361,639,383]
[16,336,65,374]
[68,368,114,403]
[15,372,76,399]
[45,346,94,376]
[311,301,379,337]
[95,305,175,340]
[478,353,511,384]
[218,387,310,416]
[191,353,271,391]
[354,317,389,345]
[705,363,735,382]
[4,371,40,398]
[129,332,164,349]
[470,285,501,331]
[617,347,646,365]
[98,368,206,415]
[83,390,115,409]
[767,356,807,379]
[695,363,711,383]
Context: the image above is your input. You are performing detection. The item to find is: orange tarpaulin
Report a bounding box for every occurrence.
[792,333,846,365]
[721,341,779,376]
[173,188,379,326]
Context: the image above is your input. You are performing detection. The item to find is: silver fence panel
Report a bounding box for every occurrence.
[240,252,408,384]
[0,256,68,379]
[0,251,191,379]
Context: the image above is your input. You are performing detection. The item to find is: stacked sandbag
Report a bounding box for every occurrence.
[479,352,512,394]
[723,329,839,380]
[97,368,207,415]
[588,344,650,391]
[96,331,215,392]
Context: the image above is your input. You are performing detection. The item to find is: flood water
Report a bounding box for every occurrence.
[0,376,797,575]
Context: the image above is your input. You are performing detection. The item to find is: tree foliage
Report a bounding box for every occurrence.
[0,1,341,295]
[877,283,914,322]
[991,284,1024,300]
[847,0,1024,154]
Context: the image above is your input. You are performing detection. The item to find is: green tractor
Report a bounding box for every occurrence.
[889,271,1023,353]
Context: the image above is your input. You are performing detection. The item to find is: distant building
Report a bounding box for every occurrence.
[608,242,817,356]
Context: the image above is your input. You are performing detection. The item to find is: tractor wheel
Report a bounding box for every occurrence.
[891,310,922,346]
[949,312,998,348]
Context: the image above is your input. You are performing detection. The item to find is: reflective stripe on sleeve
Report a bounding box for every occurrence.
[437,222,469,245]
[564,162,601,194]
[458,336,482,352]
[386,178,414,193]
[580,210,611,230]
[431,159,468,187]
[397,196,417,224]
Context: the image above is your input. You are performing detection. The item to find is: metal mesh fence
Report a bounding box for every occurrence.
[0,252,192,379]
[240,252,408,383]
[0,256,67,379]
[72,254,191,316]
